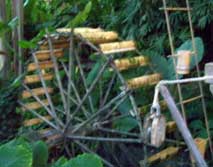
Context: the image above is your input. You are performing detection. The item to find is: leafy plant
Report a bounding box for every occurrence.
[32,141,48,167]
[0,138,103,167]
[0,138,32,167]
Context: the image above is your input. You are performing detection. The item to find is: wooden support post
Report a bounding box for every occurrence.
[12,0,24,75]
[159,85,208,167]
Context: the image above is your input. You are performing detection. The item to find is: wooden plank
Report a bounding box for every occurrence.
[21,99,49,111]
[27,61,54,72]
[114,56,149,71]
[99,41,136,54]
[127,73,161,89]
[141,146,180,165]
[22,87,53,99]
[35,49,64,61]
[23,115,52,127]
[24,73,54,84]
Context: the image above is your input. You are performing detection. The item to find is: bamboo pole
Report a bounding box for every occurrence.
[0,0,7,79]
[12,0,24,75]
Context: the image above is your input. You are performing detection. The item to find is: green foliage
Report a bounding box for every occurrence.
[0,17,18,37]
[0,76,23,142]
[67,2,92,28]
[113,117,138,132]
[86,61,102,86]
[62,153,103,167]
[0,139,103,167]
[0,139,32,167]
[32,141,48,167]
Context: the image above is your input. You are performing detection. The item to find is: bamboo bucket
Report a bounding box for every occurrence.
[35,49,64,61]
[176,50,192,75]
[27,61,54,72]
[23,115,52,127]
[24,73,54,84]
[99,41,136,54]
[114,56,149,71]
[127,73,161,89]
[76,31,118,44]
[21,99,49,111]
[22,87,53,99]
[57,27,103,34]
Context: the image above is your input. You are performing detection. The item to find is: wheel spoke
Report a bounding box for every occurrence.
[46,30,68,117]
[71,90,130,134]
[75,44,95,113]
[100,73,116,107]
[68,135,142,143]
[96,126,139,137]
[64,58,111,134]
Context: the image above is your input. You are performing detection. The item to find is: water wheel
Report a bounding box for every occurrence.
[19,28,161,166]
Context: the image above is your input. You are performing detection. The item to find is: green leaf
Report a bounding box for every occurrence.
[32,141,48,167]
[10,74,25,88]
[0,139,32,167]
[8,17,19,30]
[189,120,204,131]
[86,61,101,86]
[117,98,132,115]
[0,21,10,37]
[113,117,138,132]
[66,2,92,28]
[18,40,37,49]
[51,157,68,167]
[63,153,103,167]
[149,53,173,79]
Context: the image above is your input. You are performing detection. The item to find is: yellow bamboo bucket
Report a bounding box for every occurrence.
[176,50,192,75]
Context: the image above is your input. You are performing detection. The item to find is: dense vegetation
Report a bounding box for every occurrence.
[0,0,213,166]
